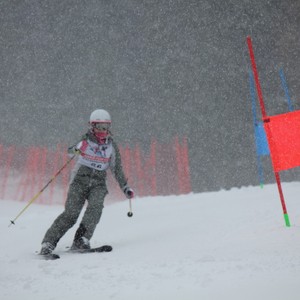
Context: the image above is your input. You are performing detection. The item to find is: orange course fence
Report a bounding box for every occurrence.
[0,137,191,205]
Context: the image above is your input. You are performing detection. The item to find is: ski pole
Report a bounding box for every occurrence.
[127,198,133,217]
[9,154,76,226]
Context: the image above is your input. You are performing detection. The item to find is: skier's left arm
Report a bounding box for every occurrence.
[110,141,134,199]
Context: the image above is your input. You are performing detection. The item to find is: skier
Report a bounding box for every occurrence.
[40,109,134,256]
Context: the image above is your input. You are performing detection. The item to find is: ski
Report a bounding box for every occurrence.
[39,253,60,260]
[37,245,112,260]
[68,245,113,253]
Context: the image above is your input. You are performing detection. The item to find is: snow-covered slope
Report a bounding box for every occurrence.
[2,183,300,300]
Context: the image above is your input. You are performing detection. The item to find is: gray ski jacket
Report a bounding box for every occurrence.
[68,131,128,191]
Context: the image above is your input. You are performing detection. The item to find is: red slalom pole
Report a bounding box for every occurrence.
[246,36,267,118]
[274,172,290,226]
[247,36,290,227]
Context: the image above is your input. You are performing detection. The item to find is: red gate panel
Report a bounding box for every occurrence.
[264,110,300,172]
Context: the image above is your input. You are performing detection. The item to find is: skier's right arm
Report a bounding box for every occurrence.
[67,133,88,156]
[68,142,82,156]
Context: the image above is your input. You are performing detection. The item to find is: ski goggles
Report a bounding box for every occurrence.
[92,122,111,131]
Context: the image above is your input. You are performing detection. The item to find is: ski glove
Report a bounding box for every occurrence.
[68,146,81,155]
[123,186,134,199]
[74,148,81,155]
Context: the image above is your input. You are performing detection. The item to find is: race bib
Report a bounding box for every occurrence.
[77,140,113,171]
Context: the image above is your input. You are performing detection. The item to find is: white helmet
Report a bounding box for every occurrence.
[89,109,111,124]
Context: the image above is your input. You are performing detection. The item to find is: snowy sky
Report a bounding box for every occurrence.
[1,0,300,192]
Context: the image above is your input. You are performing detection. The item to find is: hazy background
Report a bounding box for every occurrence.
[1,0,300,193]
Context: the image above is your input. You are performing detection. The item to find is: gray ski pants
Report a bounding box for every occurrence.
[42,178,107,247]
